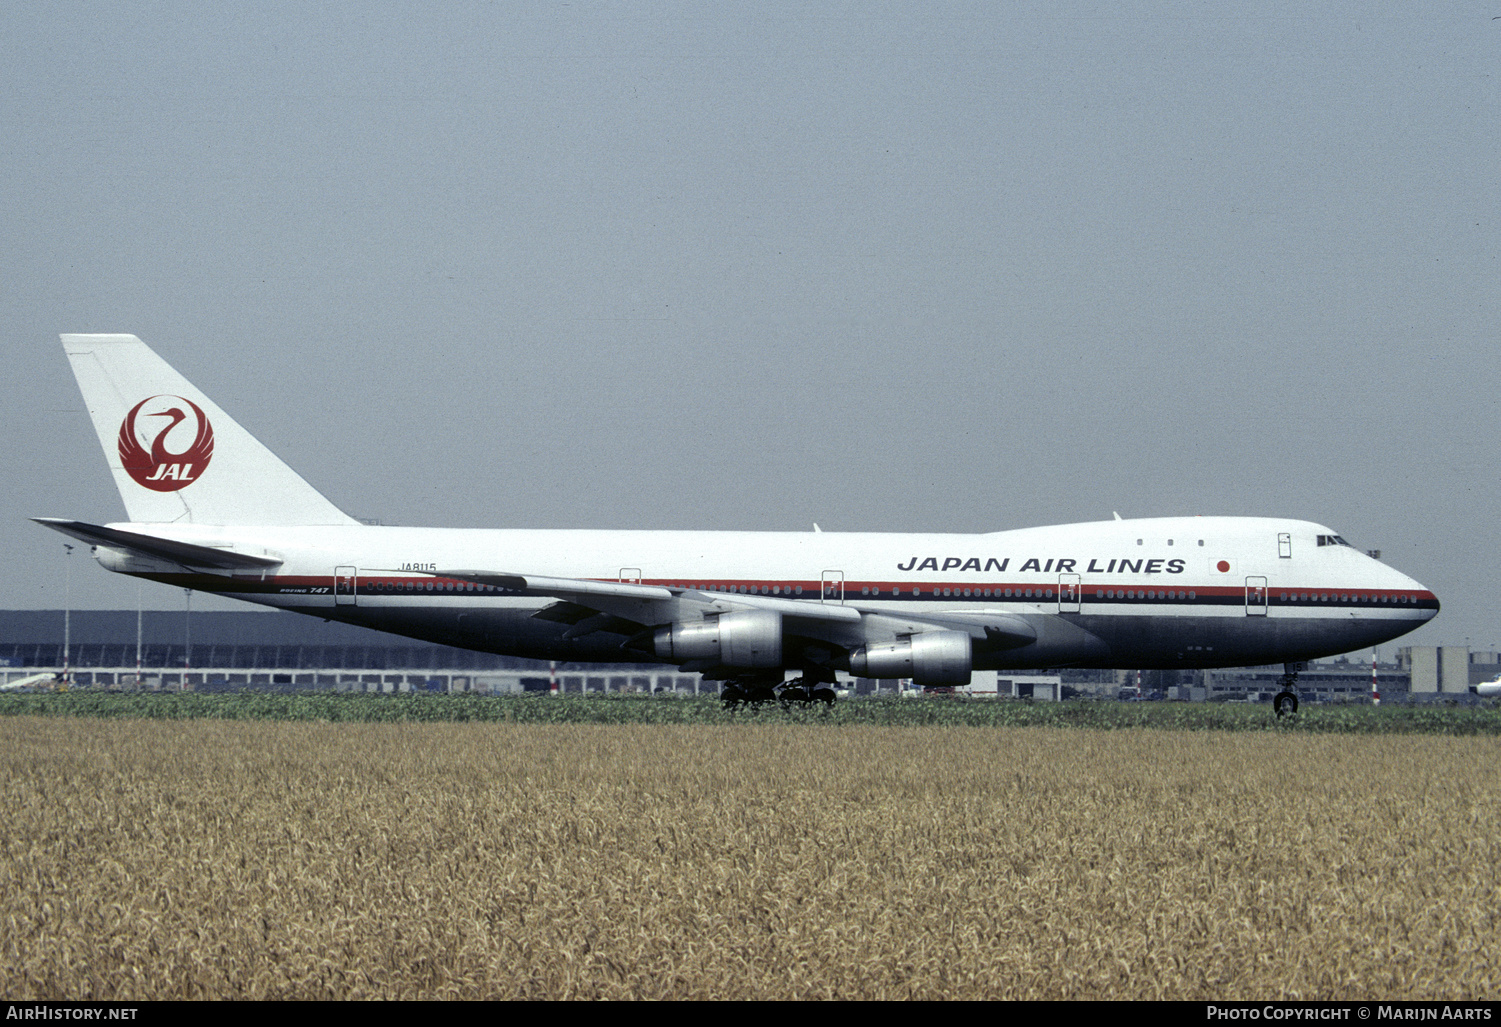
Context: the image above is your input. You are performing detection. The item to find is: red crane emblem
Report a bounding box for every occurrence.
[117,395,215,492]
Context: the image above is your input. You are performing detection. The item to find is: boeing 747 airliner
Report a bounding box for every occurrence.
[37,334,1438,712]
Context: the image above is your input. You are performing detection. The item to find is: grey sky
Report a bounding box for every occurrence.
[3,2,1496,653]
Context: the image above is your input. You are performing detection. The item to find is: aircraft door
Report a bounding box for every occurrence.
[1245,576,1267,616]
[1278,533,1292,558]
[1058,573,1081,613]
[821,570,844,603]
[335,566,357,606]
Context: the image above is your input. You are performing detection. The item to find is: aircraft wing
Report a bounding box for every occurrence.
[680,593,1039,650]
[32,518,283,571]
[439,567,865,645]
[435,568,1037,652]
[439,569,675,602]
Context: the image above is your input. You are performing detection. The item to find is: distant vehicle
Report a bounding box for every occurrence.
[37,333,1440,712]
[1474,676,1501,699]
[0,672,59,691]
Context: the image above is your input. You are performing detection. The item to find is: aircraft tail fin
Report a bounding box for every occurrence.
[61,334,357,526]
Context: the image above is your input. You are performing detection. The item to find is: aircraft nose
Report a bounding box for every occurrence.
[1399,570,1439,620]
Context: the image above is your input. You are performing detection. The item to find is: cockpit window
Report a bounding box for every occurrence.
[1316,534,1352,547]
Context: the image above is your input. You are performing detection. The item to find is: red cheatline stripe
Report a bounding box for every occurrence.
[136,571,1438,609]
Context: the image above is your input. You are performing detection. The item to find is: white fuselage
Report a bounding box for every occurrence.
[93,514,1438,672]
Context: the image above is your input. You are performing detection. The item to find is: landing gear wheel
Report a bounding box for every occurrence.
[779,683,810,705]
[811,686,837,706]
[746,684,778,705]
[1272,662,1302,719]
[720,683,746,710]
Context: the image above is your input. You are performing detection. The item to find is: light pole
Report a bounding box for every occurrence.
[182,588,192,691]
[62,544,73,688]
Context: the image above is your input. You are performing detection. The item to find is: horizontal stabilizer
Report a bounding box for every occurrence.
[32,518,282,570]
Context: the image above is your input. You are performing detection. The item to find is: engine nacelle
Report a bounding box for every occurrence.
[653,609,783,668]
[849,630,973,686]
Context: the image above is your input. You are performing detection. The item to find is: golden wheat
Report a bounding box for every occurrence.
[1,717,1496,999]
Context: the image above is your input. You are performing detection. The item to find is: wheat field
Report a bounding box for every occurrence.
[2,717,1496,999]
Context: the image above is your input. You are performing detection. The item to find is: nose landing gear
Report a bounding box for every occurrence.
[1273,662,1302,717]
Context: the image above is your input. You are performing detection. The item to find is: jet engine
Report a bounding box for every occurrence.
[653,609,783,668]
[848,630,972,686]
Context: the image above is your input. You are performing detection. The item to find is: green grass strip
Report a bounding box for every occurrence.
[3,691,1499,734]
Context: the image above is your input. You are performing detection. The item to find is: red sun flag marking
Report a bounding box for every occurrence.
[118,396,215,492]
[1217,560,1230,573]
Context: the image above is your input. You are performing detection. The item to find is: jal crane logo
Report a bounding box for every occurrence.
[117,395,215,492]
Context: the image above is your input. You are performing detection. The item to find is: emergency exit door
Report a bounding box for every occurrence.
[335,566,357,606]
[1245,576,1267,616]
[1058,573,1081,613]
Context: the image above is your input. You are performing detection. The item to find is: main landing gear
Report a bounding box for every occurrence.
[1273,662,1302,717]
[777,673,837,707]
[719,677,776,709]
[720,671,837,709]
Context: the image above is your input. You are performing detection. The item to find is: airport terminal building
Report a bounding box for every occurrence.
[0,609,702,695]
[2,610,1491,701]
